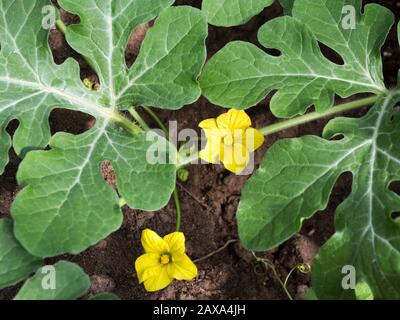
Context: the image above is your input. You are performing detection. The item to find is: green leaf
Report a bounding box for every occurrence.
[59,1,207,110]
[0,1,206,170]
[12,128,176,257]
[237,92,400,299]
[14,261,90,300]
[0,1,207,257]
[279,0,294,14]
[0,219,43,290]
[202,0,273,27]
[305,288,318,300]
[90,292,120,300]
[200,0,392,118]
[355,282,374,300]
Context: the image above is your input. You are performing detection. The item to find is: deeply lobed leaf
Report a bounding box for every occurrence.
[0,0,207,257]
[59,0,207,110]
[237,92,400,299]
[200,0,392,118]
[12,127,176,256]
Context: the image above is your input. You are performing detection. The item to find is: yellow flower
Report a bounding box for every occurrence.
[135,229,198,292]
[199,109,265,174]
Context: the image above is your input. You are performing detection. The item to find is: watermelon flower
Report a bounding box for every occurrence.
[135,229,197,292]
[199,109,264,174]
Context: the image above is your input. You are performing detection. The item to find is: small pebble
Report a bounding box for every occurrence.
[90,275,116,294]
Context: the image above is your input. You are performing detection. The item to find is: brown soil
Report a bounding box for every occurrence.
[1,0,399,300]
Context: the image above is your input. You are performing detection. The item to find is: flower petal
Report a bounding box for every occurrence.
[168,254,198,280]
[201,128,223,139]
[199,118,222,140]
[199,136,222,164]
[163,232,185,255]
[135,253,160,283]
[245,128,265,152]
[199,118,217,129]
[143,265,173,292]
[141,229,169,254]
[217,109,251,130]
[221,143,250,174]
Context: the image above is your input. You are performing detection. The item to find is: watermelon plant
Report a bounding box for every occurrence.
[0,0,399,301]
[0,0,207,298]
[200,0,400,299]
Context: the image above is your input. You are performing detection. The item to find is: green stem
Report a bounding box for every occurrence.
[259,95,379,136]
[142,106,169,138]
[55,10,142,136]
[128,108,149,131]
[55,18,67,34]
[119,198,127,208]
[141,107,182,231]
[111,111,142,135]
[141,106,198,168]
[173,188,181,231]
[178,96,380,168]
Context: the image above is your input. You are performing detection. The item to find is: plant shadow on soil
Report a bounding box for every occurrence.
[1,0,400,300]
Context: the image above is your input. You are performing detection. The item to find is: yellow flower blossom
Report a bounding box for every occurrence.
[135,229,198,292]
[199,109,265,174]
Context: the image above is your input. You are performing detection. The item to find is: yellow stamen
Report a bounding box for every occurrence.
[160,254,170,265]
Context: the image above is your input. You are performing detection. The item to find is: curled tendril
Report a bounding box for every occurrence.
[253,262,268,276]
[297,263,311,274]
[251,251,311,300]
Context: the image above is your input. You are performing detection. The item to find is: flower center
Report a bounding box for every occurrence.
[223,134,234,146]
[160,254,170,265]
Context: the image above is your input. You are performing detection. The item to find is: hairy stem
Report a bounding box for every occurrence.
[55,10,143,136]
[177,96,380,168]
[55,18,67,34]
[259,95,379,135]
[128,108,149,131]
[110,111,142,134]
